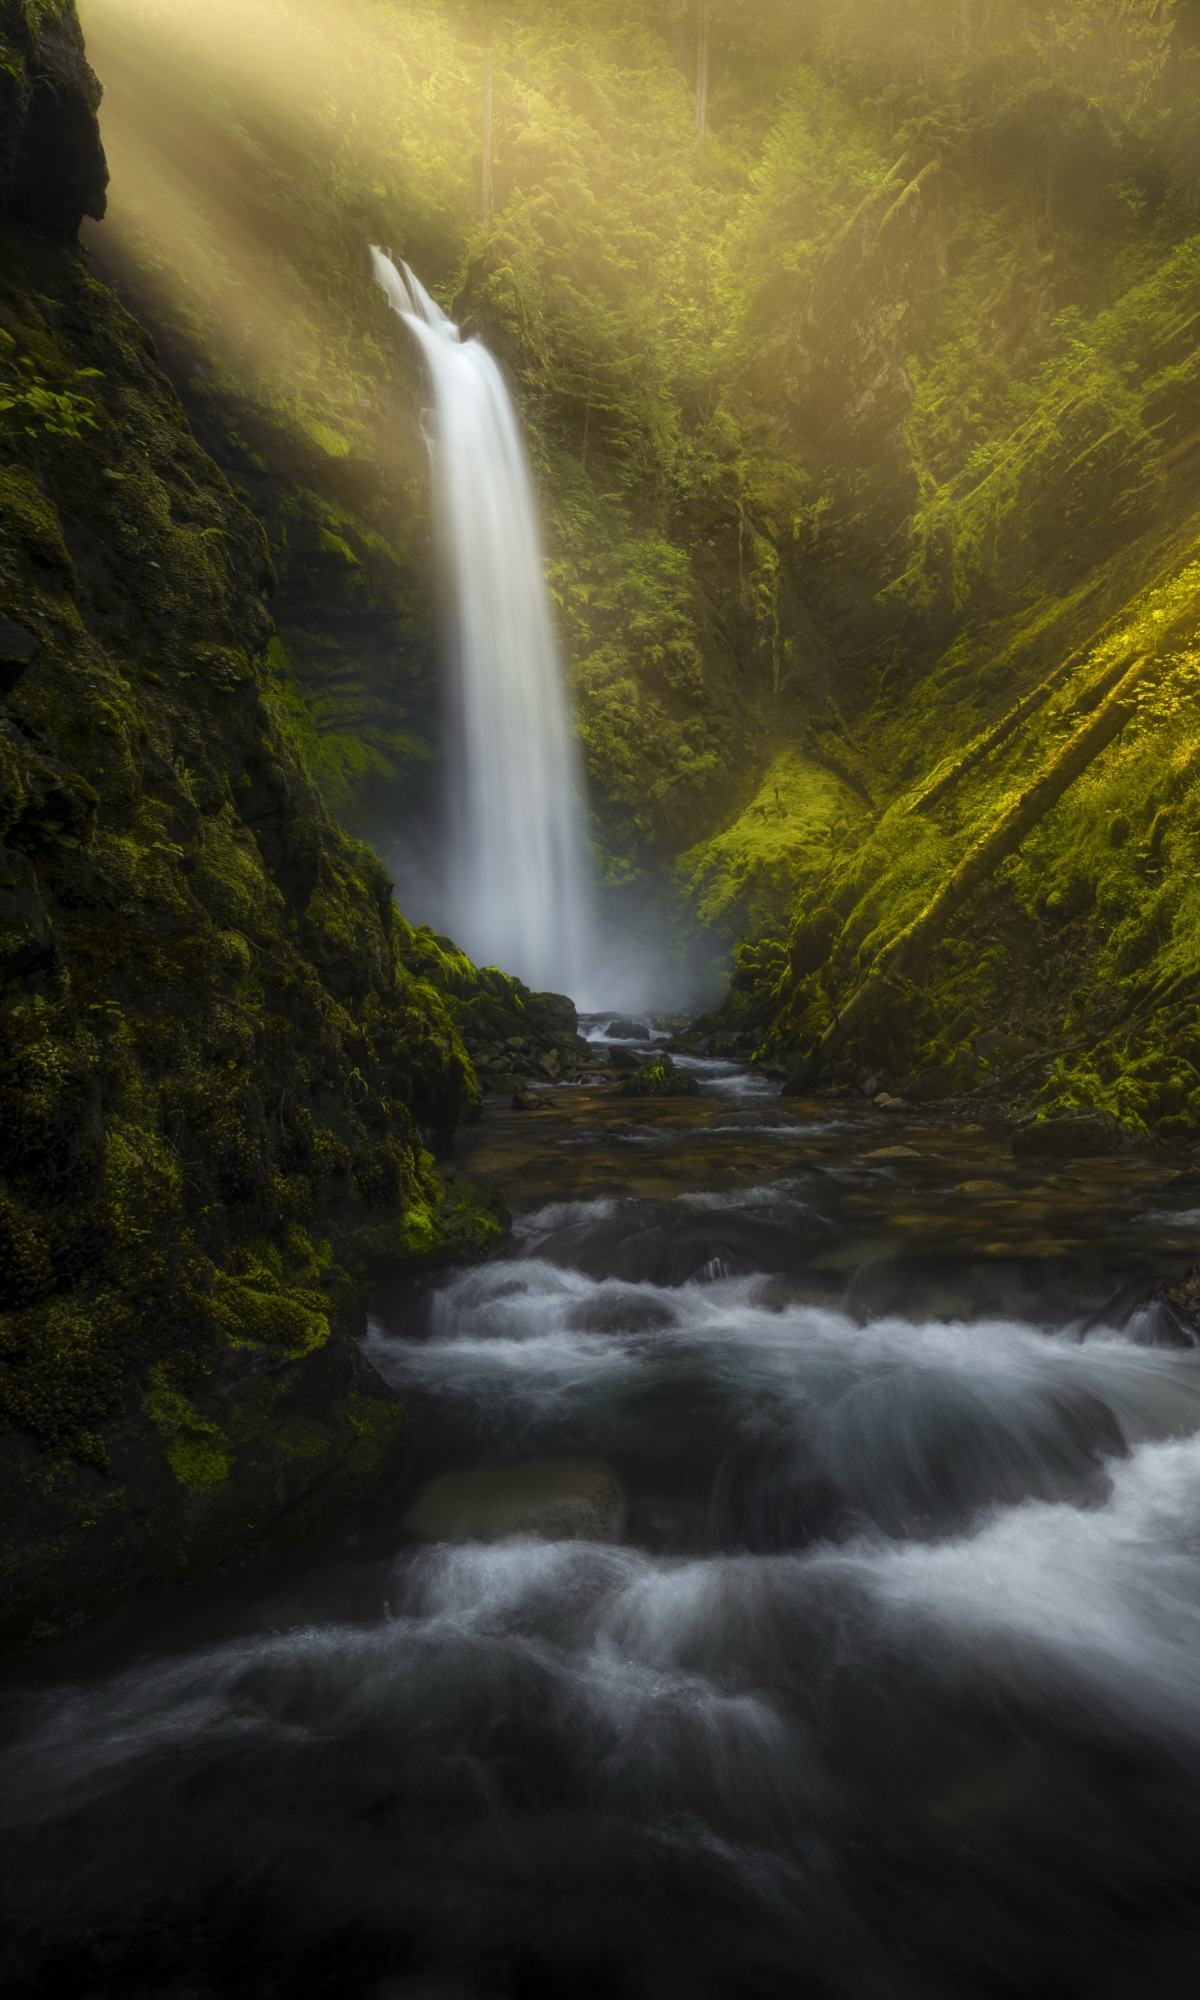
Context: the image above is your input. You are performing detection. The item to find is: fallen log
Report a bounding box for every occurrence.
[785,650,1167,1093]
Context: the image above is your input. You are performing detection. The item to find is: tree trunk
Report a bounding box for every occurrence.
[1044,117,1059,237]
[695,1,709,142]
[481,43,494,225]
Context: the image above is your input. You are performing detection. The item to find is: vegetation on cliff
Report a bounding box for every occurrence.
[0,0,582,1652]
[74,3,1200,1117]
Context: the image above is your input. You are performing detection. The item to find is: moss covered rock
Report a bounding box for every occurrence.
[0,11,512,1655]
[615,1053,701,1099]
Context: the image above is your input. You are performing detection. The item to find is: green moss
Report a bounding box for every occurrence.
[676,750,866,976]
[212,1273,331,1360]
[144,1377,233,1490]
[164,1430,233,1491]
[0,218,508,1472]
[615,1057,701,1099]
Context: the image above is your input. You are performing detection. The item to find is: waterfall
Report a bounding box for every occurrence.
[370,246,596,1001]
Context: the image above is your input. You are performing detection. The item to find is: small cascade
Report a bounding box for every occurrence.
[370,246,596,999]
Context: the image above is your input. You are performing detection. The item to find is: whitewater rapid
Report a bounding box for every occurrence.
[5,1102,1200,1997]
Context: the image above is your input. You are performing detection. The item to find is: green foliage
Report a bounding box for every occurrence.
[82,0,1200,967]
[0,222,490,1471]
[0,357,101,441]
[52,0,1200,1133]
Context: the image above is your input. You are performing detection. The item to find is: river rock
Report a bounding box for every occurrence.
[403,1459,627,1543]
[606,1017,651,1039]
[846,1255,1028,1323]
[616,1055,701,1097]
[1011,1115,1120,1161]
[609,1046,643,1070]
[512,1088,555,1110]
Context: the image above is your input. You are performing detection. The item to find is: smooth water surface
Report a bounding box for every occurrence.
[4,1075,1200,1999]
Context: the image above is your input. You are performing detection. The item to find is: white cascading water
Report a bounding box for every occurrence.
[369,246,596,1000]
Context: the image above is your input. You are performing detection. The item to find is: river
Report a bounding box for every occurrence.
[4,1026,1200,1998]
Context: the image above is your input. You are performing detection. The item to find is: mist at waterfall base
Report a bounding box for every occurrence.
[369,249,609,1003]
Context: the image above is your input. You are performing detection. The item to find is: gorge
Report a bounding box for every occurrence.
[4,2,1200,1995]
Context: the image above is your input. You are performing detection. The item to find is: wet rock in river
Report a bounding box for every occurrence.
[1160,1266,1200,1342]
[846,1255,1030,1324]
[1082,1267,1200,1347]
[512,1089,555,1110]
[606,1016,651,1039]
[615,1054,701,1097]
[403,1459,627,1544]
[608,1046,643,1071]
[1011,1115,1121,1161]
[566,1292,679,1333]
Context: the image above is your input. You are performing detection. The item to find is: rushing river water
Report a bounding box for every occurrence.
[5,1034,1200,1999]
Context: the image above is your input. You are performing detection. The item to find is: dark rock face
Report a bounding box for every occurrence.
[0,1,108,241]
[0,5,508,1657]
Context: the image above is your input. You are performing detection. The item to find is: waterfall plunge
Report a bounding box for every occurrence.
[370,247,596,1001]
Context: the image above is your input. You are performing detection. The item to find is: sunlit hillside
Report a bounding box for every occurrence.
[73,0,1200,1125]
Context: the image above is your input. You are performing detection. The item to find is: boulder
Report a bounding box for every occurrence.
[608,1046,643,1071]
[606,1016,651,1039]
[1012,1116,1121,1161]
[403,1458,626,1544]
[615,1056,701,1098]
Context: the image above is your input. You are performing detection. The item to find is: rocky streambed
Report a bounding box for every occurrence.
[3,1049,1200,1999]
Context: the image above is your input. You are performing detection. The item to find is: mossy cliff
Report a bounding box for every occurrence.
[0,0,523,1658]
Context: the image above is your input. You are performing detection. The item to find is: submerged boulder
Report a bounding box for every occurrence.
[403,1458,626,1544]
[1012,1116,1123,1161]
